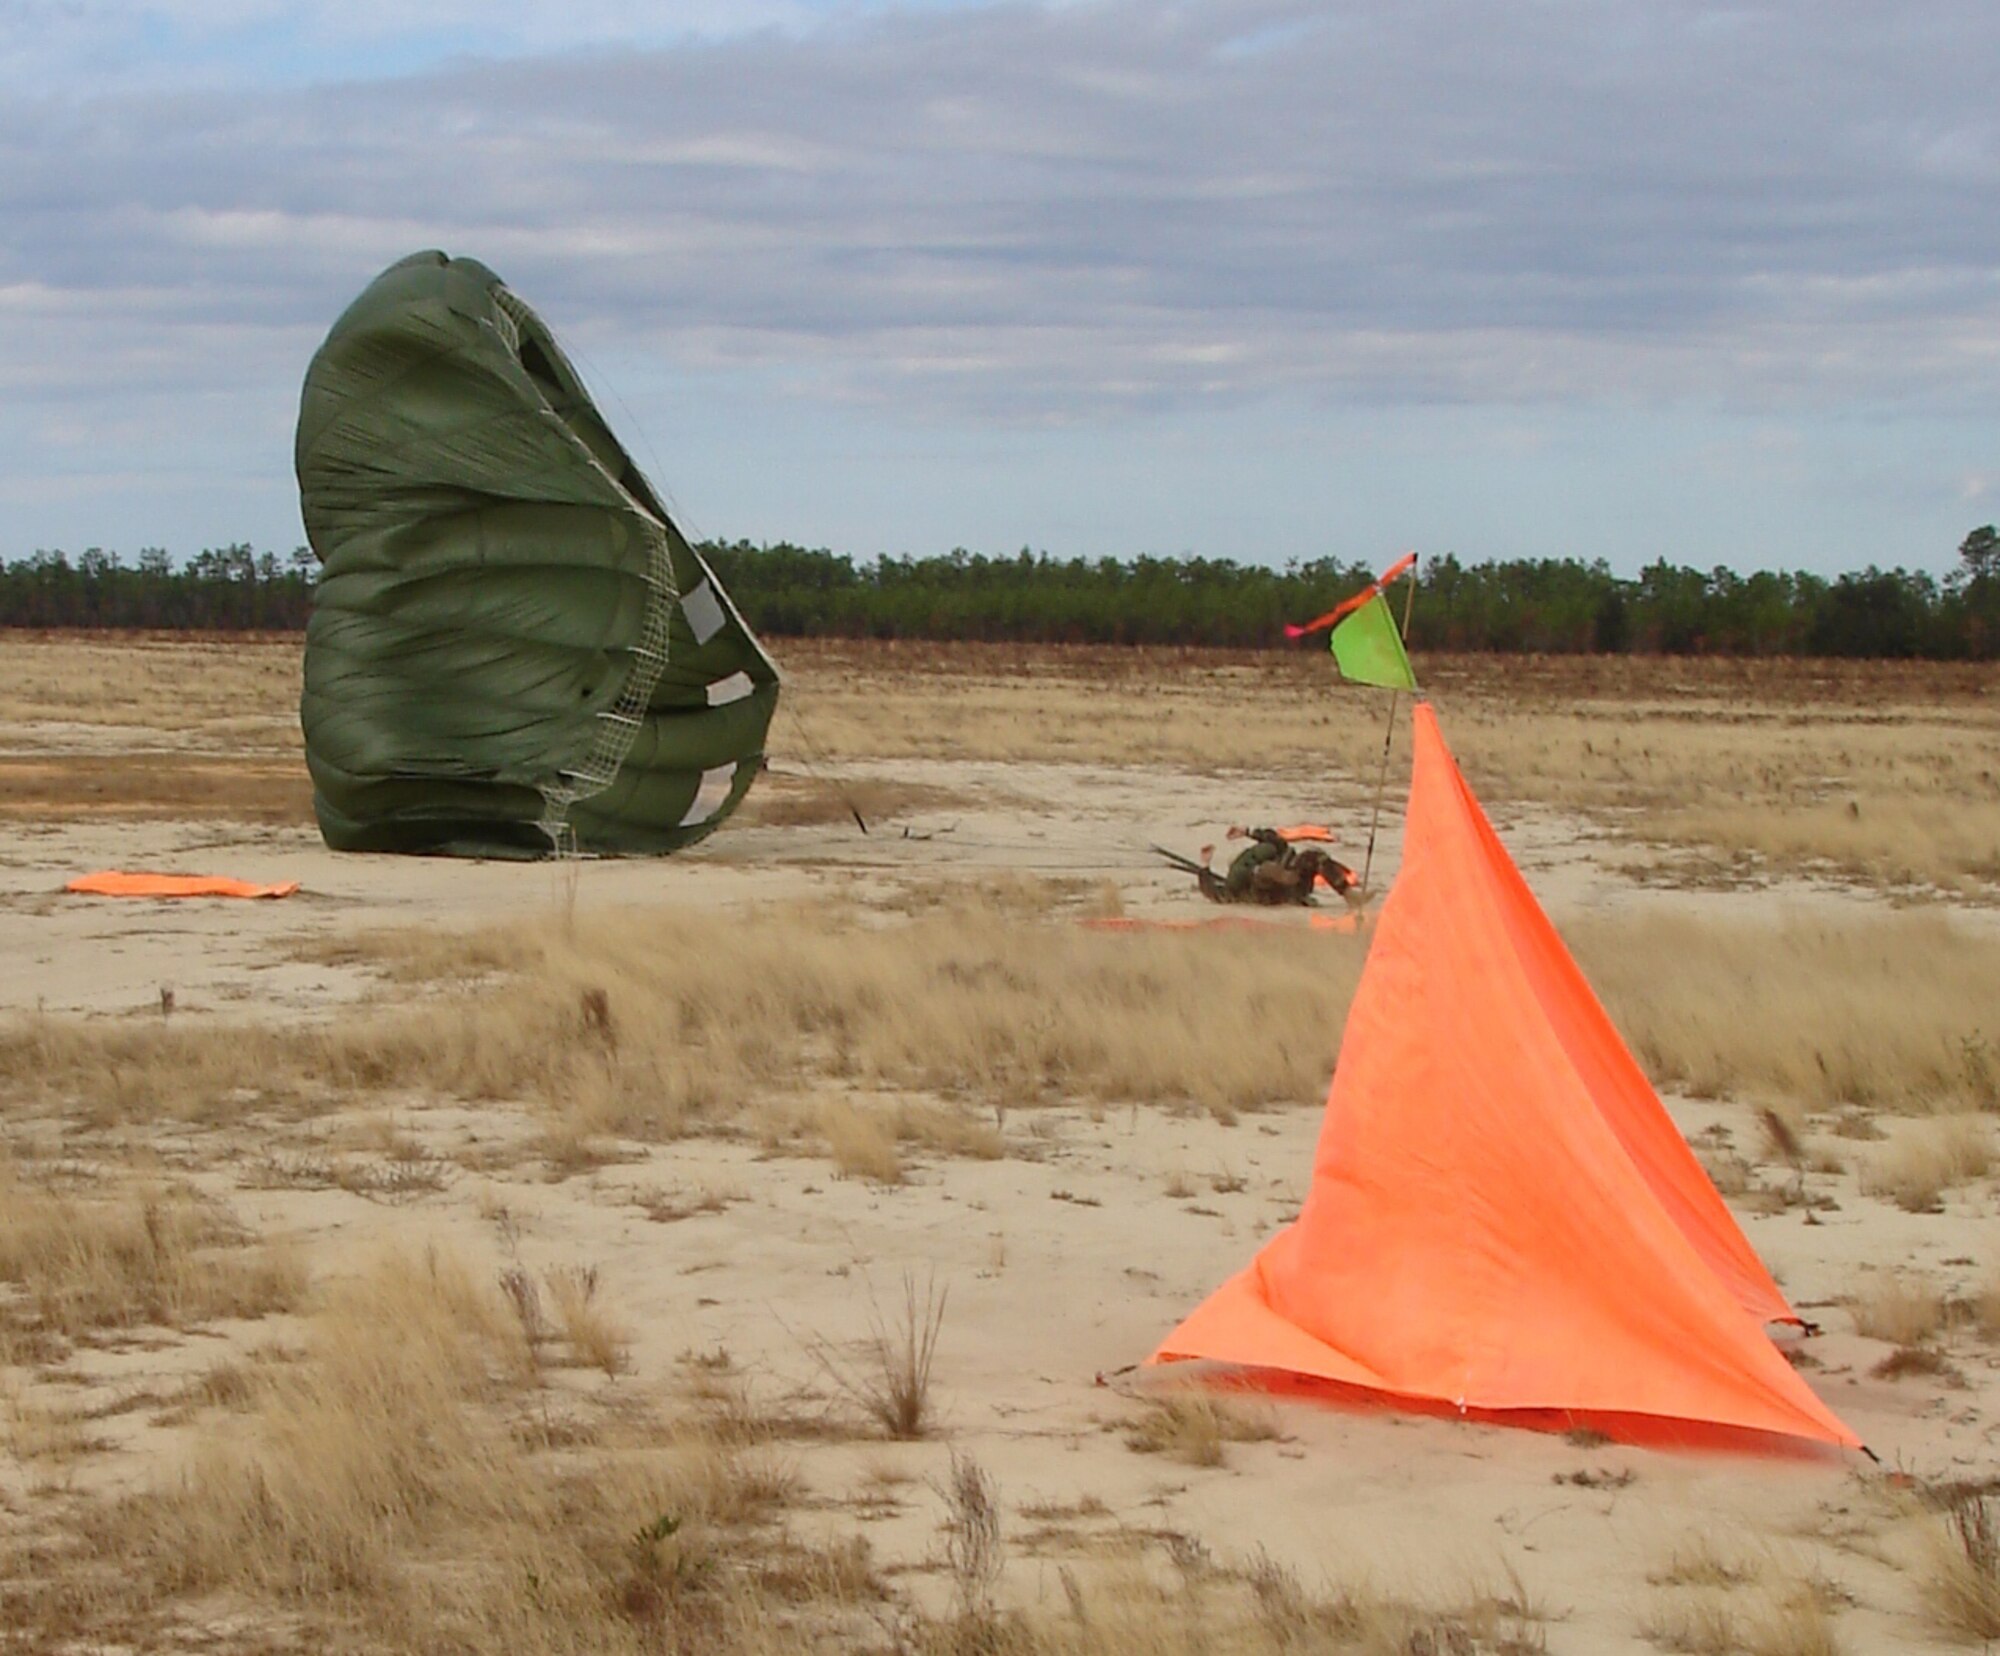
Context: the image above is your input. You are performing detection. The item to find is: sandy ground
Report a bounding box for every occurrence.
[4,729,1997,1649]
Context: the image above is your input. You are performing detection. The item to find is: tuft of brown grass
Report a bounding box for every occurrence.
[1869,1345,1964,1384]
[1758,1104,1805,1168]
[1972,1272,2000,1340]
[1650,1535,1760,1590]
[1846,1271,1947,1346]
[892,1100,1005,1161]
[819,1099,906,1184]
[2,1382,113,1467]
[0,1167,304,1357]
[1641,1550,1845,1656]
[1928,1494,2000,1641]
[938,1451,1005,1629]
[1858,1115,1992,1212]
[1124,1393,1282,1468]
[546,1264,629,1379]
[806,1272,948,1441]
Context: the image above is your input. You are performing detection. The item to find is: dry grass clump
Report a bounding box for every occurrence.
[808,1092,1009,1180]
[545,1264,630,1379]
[893,1100,1006,1161]
[0,1165,303,1357]
[2,1385,111,1468]
[1926,1493,2000,1641]
[1,1249,878,1654]
[938,1450,1005,1631]
[1857,1115,1993,1212]
[1640,1539,1844,1656]
[806,1272,948,1441]
[1869,1344,1964,1384]
[906,1520,1544,1656]
[1123,1393,1282,1468]
[1649,1535,1761,1590]
[818,1099,906,1185]
[1642,1588,1841,1656]
[1570,911,2000,1113]
[1845,1271,1947,1346]
[857,1534,1549,1655]
[1970,1272,2000,1341]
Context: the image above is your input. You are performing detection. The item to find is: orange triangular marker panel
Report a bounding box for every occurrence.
[66,871,301,900]
[1151,705,1857,1451]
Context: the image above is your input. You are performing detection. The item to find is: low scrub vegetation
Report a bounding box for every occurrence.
[11,898,1996,1160]
[1123,1392,1282,1468]
[1846,1271,1947,1346]
[4,893,1361,1134]
[1928,1493,2000,1641]
[0,1164,303,1360]
[1571,911,2000,1112]
[1857,1115,1993,1211]
[805,1272,948,1441]
[2,1251,874,1653]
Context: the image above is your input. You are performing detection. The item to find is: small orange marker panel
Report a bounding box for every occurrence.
[66,871,300,900]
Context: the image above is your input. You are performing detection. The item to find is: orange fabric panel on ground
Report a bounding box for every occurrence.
[66,871,301,900]
[1080,913,1369,935]
[1273,824,1335,843]
[1082,916,1305,934]
[1151,704,1857,1451]
[1306,911,1366,934]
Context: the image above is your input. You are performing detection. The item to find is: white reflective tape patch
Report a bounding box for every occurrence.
[680,580,725,644]
[704,671,754,707]
[679,763,737,827]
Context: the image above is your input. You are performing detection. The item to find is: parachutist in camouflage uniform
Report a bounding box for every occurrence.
[1222,825,1290,901]
[1176,827,1361,907]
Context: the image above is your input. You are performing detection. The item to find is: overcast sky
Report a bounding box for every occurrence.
[3,0,1997,576]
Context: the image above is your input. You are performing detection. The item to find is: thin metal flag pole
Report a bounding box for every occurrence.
[1358,563,1419,897]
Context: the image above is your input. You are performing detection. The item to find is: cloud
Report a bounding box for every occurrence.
[5,0,1999,423]
[3,1,1999,565]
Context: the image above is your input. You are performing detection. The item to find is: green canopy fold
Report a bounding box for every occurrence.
[296,251,779,857]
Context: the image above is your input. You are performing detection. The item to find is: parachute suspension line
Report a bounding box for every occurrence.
[1358,565,1419,897]
[490,288,680,856]
[782,697,871,835]
[535,519,675,855]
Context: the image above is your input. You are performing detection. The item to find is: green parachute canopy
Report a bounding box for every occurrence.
[296,251,779,858]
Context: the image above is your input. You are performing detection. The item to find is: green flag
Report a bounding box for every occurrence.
[1330,591,1417,690]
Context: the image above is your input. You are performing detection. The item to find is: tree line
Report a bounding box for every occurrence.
[3,531,1997,658]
